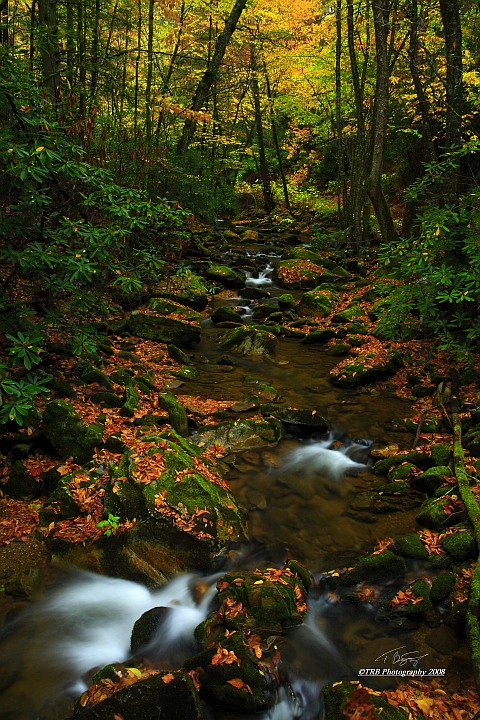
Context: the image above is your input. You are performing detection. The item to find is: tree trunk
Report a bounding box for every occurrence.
[38,0,60,104]
[366,0,398,244]
[264,62,290,212]
[0,0,8,46]
[439,0,463,204]
[335,0,349,230]
[251,44,275,214]
[176,0,248,156]
[145,0,155,144]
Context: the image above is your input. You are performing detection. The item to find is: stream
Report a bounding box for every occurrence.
[0,240,473,719]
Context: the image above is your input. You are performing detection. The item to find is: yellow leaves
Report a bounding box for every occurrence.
[35,146,45,153]
[415,696,434,714]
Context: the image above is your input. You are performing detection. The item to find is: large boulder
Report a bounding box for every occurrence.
[128,311,200,346]
[204,265,246,288]
[274,259,340,290]
[297,288,337,317]
[219,326,276,356]
[42,400,103,464]
[329,347,402,388]
[151,274,209,310]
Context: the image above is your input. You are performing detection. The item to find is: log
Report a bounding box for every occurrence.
[450,368,480,689]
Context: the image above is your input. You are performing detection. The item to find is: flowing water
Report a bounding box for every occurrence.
[0,244,472,719]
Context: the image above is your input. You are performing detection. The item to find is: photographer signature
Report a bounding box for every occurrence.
[375,646,429,668]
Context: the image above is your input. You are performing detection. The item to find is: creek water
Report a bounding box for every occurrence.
[0,244,473,719]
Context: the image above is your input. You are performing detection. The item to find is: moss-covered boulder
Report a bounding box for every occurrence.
[284,246,324,264]
[274,259,339,290]
[410,466,453,494]
[76,363,113,390]
[67,671,206,720]
[387,463,416,482]
[372,450,429,476]
[330,348,402,388]
[430,443,452,467]
[277,293,296,310]
[219,326,276,356]
[151,274,209,311]
[297,289,337,317]
[394,534,429,560]
[441,528,478,559]
[324,681,410,720]
[331,304,365,324]
[204,265,246,288]
[128,311,200,346]
[147,297,203,322]
[302,328,337,344]
[157,391,189,436]
[4,459,42,500]
[105,430,246,549]
[341,550,407,586]
[42,400,103,464]
[430,572,456,602]
[210,306,243,324]
[416,494,466,531]
[325,341,351,356]
[40,474,84,524]
[393,579,432,614]
[121,383,141,417]
[194,417,284,452]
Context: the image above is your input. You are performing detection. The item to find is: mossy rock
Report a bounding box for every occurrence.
[274,259,338,290]
[430,443,452,467]
[297,289,337,317]
[410,466,452,494]
[42,400,103,464]
[91,391,123,409]
[324,680,410,720]
[4,460,42,500]
[40,474,84,524]
[204,265,246,288]
[331,305,364,324]
[128,311,201,347]
[210,306,243,324]
[373,450,429,476]
[329,349,402,388]
[394,579,432,614]
[76,363,113,390]
[260,404,329,433]
[326,342,351,357]
[441,528,478,560]
[151,274,209,311]
[130,606,171,653]
[277,293,296,309]
[167,344,191,365]
[157,391,189,436]
[387,462,416,482]
[121,383,141,417]
[302,328,337,344]
[174,366,199,380]
[285,246,323,264]
[341,550,407,586]
[430,571,456,602]
[67,672,206,720]
[219,326,276,356]
[147,297,202,322]
[394,534,429,560]
[194,417,284,452]
[405,416,442,433]
[347,321,369,335]
[416,495,466,531]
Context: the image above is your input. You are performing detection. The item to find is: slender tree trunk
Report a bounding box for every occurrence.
[65,0,75,84]
[89,0,100,109]
[439,0,463,204]
[264,63,290,212]
[133,0,142,140]
[145,0,155,144]
[176,0,248,156]
[155,1,186,144]
[366,0,398,244]
[76,0,86,121]
[0,0,8,45]
[251,44,275,214]
[335,0,349,229]
[38,0,60,104]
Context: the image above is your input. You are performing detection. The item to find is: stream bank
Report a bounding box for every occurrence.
[1,219,479,719]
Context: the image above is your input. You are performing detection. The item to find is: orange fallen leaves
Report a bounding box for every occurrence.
[391,587,425,607]
[227,678,253,694]
[211,647,239,666]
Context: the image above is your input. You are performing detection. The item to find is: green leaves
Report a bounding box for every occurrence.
[6,331,44,370]
[0,369,51,426]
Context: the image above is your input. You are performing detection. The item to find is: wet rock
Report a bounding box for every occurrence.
[297,288,337,317]
[329,348,402,389]
[167,344,191,364]
[194,417,284,452]
[204,265,246,288]
[131,606,172,653]
[67,672,206,720]
[341,550,407,586]
[302,328,337,344]
[211,306,243,324]
[219,326,276,356]
[42,400,103,464]
[259,404,329,434]
[128,311,201,347]
[372,450,429,476]
[325,341,351,357]
[324,680,410,720]
[393,579,432,614]
[387,463,416,482]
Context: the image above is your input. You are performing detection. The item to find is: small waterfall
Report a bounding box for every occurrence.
[245,263,274,288]
[282,434,369,482]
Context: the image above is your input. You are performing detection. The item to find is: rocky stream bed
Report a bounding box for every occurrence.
[1,220,479,719]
